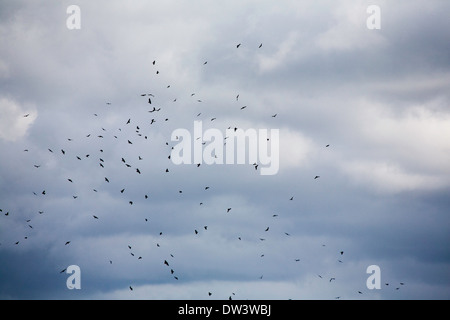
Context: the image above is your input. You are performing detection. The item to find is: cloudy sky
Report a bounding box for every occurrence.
[1,0,449,300]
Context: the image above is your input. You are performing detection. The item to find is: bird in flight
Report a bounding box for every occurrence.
[314,176,320,179]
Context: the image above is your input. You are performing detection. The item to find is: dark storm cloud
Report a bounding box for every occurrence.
[1,0,449,300]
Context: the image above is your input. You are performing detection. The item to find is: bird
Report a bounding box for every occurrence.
[93,215,99,219]
[265,227,269,232]
[105,177,110,183]
[23,114,30,117]
[326,144,330,147]
[65,241,71,245]
[271,114,277,118]
[236,43,241,48]
[289,196,293,200]
[148,98,151,104]
[227,208,231,213]
[136,168,141,174]
[129,286,133,291]
[164,260,169,266]
[314,176,320,179]
[259,43,263,48]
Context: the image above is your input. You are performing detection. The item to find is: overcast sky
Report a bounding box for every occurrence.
[1,0,450,300]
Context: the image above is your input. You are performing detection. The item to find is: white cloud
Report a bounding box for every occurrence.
[0,97,36,141]
[341,160,447,194]
[315,1,387,51]
[279,128,315,170]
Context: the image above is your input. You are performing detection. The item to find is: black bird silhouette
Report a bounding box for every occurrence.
[265,227,269,232]
[326,144,330,147]
[148,98,151,104]
[259,43,263,48]
[227,208,231,213]
[105,177,110,183]
[236,43,241,48]
[314,176,320,179]
[126,119,131,124]
[136,168,141,174]
[93,215,99,219]
[164,260,169,266]
[65,241,71,245]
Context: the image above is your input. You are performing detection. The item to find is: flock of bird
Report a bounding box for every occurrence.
[1,41,406,299]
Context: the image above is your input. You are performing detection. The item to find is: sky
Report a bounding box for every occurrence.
[0,0,450,300]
